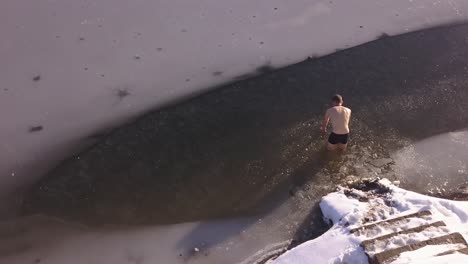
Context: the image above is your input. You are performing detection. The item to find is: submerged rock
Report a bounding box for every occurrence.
[369,158,394,168]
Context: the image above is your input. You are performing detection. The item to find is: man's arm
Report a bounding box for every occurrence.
[321,110,330,133]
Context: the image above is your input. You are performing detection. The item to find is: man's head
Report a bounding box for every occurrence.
[331,94,343,106]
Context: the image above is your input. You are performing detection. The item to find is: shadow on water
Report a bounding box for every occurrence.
[175,147,337,253]
[17,22,468,257]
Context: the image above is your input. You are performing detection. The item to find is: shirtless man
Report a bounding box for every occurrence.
[320,94,351,151]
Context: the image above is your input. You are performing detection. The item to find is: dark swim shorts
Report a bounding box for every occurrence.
[328,132,349,144]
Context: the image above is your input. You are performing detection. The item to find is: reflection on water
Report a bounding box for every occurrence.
[12,22,468,263]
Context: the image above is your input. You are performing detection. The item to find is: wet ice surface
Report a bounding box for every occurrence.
[393,130,468,197]
[5,22,468,264]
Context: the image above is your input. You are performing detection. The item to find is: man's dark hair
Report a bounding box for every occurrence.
[331,94,343,104]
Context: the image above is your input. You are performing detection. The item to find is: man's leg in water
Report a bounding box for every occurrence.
[327,142,338,151]
[337,143,347,151]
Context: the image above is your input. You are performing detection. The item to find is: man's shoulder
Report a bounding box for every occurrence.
[338,106,351,112]
[327,106,351,113]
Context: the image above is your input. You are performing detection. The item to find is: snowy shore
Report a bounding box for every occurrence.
[272,179,468,263]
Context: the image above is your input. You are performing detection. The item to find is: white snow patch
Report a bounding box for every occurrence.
[320,190,368,225]
[272,225,368,264]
